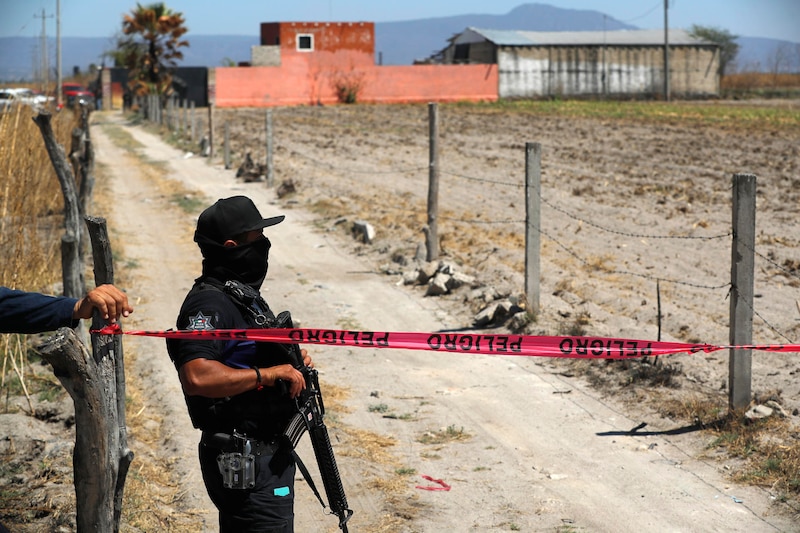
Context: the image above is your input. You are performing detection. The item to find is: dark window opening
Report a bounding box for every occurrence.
[453,44,471,63]
[298,34,313,51]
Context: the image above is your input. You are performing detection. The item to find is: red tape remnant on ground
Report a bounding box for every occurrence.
[91,324,800,359]
[416,475,451,491]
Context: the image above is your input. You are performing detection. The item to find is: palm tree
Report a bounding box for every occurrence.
[121,2,189,97]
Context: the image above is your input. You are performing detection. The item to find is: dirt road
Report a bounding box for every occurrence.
[91,109,795,532]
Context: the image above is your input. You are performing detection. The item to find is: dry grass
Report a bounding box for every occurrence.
[721,73,800,99]
[416,424,471,445]
[658,392,800,505]
[0,105,78,290]
[0,104,81,410]
[723,72,800,90]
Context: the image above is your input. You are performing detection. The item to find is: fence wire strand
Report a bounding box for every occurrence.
[540,195,732,241]
[734,288,797,344]
[222,109,797,344]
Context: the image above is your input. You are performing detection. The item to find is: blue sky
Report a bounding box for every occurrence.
[2,0,799,43]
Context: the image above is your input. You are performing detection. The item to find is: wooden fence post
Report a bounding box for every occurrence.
[191,101,196,144]
[266,108,274,187]
[85,215,133,532]
[33,111,84,298]
[729,173,756,411]
[525,142,542,317]
[36,217,132,533]
[60,234,82,317]
[208,103,215,159]
[224,121,231,169]
[426,102,440,262]
[37,328,118,532]
[182,98,188,137]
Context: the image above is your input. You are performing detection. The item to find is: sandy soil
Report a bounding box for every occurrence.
[2,101,799,532]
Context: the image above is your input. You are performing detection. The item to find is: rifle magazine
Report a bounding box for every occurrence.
[283,411,308,448]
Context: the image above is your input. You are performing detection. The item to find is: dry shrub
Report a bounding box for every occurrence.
[330,70,366,104]
[723,72,800,90]
[657,393,800,505]
[712,414,800,500]
[1,105,82,421]
[0,105,80,291]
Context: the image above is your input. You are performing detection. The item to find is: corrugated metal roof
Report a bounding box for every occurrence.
[464,27,714,47]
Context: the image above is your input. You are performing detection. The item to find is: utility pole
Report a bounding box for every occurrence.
[34,9,53,93]
[602,14,607,96]
[663,0,670,101]
[57,0,62,106]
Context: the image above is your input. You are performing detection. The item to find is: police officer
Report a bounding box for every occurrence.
[167,196,312,533]
[0,284,133,334]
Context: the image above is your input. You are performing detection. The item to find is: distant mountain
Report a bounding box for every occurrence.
[0,3,795,82]
[374,3,637,65]
[0,35,257,82]
[734,36,800,73]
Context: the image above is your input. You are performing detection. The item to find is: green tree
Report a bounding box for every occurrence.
[120,2,189,97]
[105,33,146,69]
[689,25,739,77]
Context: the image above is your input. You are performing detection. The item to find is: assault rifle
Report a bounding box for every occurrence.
[270,310,353,533]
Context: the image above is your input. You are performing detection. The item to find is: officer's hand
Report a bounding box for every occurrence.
[301,348,313,368]
[269,364,306,398]
[74,284,134,322]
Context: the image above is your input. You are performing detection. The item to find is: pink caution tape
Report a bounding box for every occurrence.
[416,475,451,491]
[89,326,800,360]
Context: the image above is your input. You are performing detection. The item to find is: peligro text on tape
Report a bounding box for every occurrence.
[98,325,800,359]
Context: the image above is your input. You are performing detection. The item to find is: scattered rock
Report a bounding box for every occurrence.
[508,311,531,332]
[765,400,790,418]
[425,272,450,296]
[744,404,773,420]
[352,220,376,244]
[235,152,265,182]
[276,179,296,198]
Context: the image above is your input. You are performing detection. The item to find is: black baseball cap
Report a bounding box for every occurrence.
[194,196,284,244]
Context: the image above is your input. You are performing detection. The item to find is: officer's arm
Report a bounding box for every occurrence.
[179,358,306,398]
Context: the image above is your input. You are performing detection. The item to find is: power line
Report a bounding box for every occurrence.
[618,1,662,23]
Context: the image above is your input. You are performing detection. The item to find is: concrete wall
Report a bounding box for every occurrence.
[212,21,497,107]
[361,64,498,104]
[213,56,498,107]
[251,45,281,67]
[499,45,719,98]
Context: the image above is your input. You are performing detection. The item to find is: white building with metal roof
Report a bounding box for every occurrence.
[434,28,720,99]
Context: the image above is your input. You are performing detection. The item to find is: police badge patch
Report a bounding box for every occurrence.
[187,311,214,330]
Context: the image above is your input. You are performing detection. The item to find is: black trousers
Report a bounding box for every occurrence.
[199,441,296,532]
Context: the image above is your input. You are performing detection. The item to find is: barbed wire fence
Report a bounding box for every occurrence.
[159,101,799,411]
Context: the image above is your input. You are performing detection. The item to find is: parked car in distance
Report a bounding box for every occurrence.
[0,87,53,112]
[62,83,94,108]
[0,89,16,111]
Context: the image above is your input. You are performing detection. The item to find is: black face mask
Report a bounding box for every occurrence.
[199,237,271,290]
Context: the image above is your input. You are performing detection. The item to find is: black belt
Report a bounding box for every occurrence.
[201,431,279,456]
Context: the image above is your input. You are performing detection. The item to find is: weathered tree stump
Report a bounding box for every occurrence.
[38,328,123,532]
